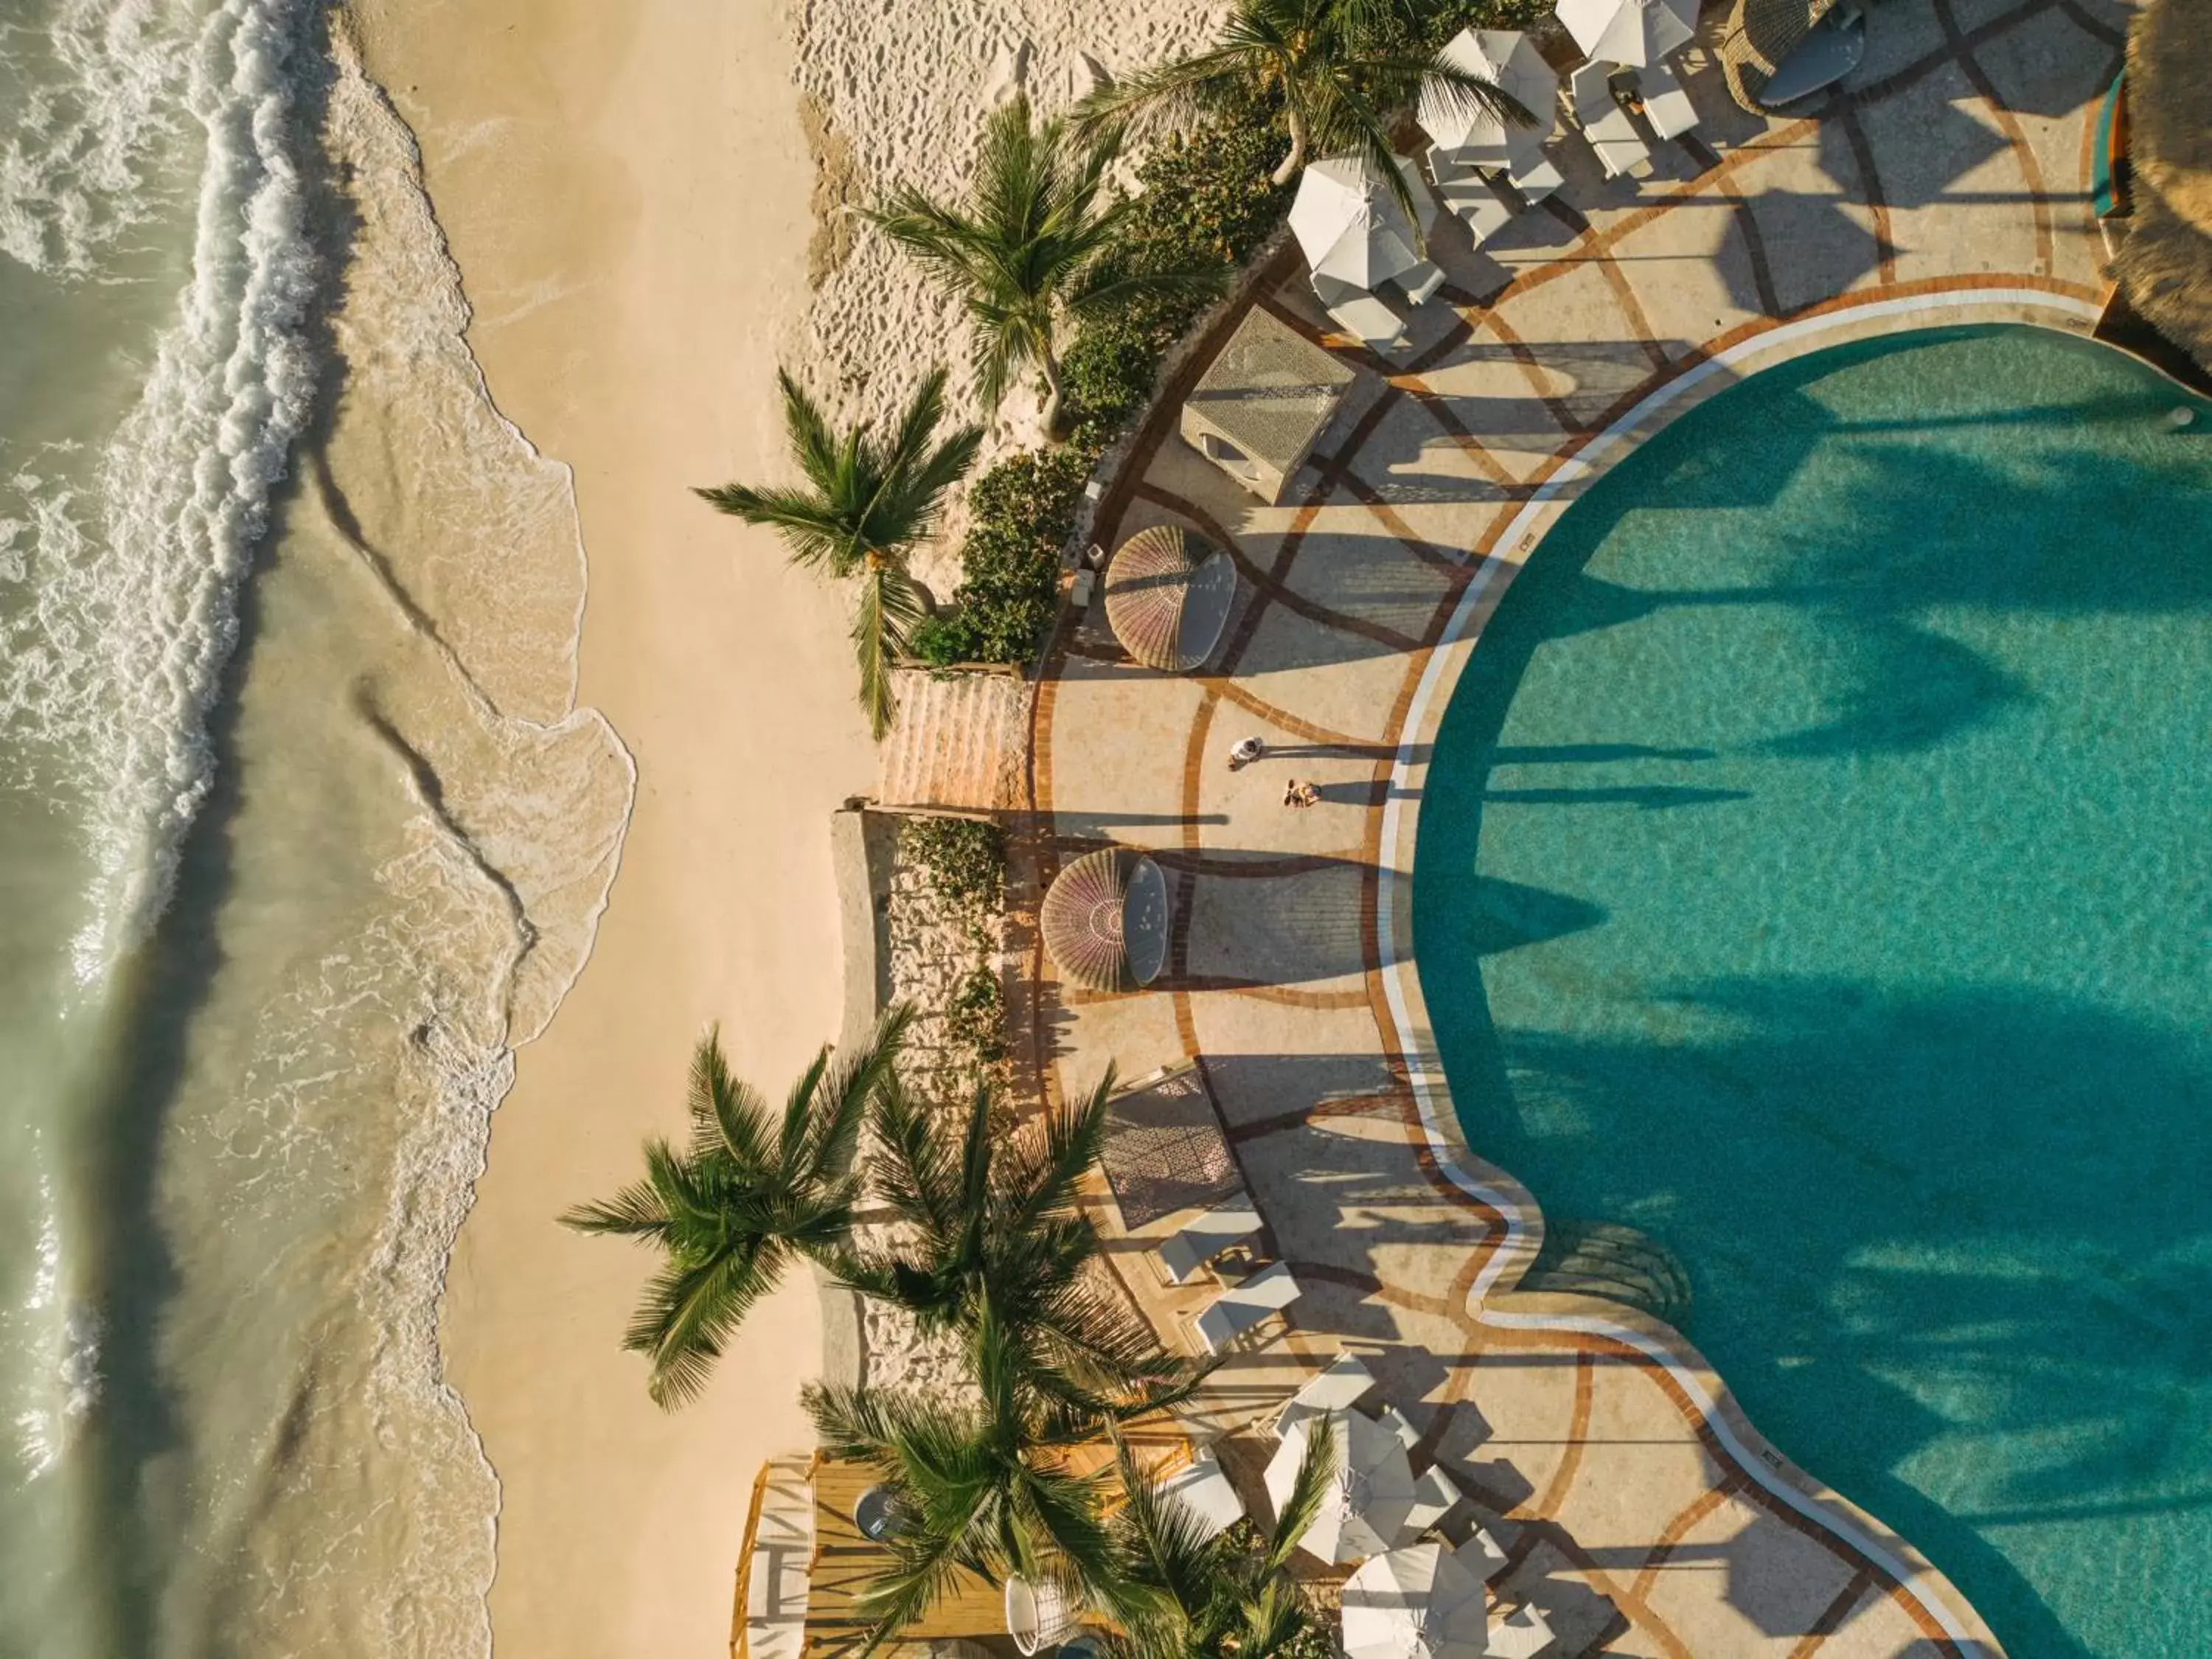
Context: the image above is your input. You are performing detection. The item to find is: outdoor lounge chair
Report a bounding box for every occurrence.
[1196,1262,1301,1352]
[1399,1461,1467,1540]
[1428,149,1516,247]
[1274,1352,1381,1437]
[1486,1601,1556,1658]
[1571,62,1653,179]
[1158,1447,1246,1542]
[1635,58,1701,140]
[1158,1200,1262,1284]
[1312,273,1408,352]
[1454,1525,1512,1584]
[1398,259,1450,306]
[1507,149,1565,204]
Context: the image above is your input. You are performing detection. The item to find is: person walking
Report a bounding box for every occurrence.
[1228,736,1265,770]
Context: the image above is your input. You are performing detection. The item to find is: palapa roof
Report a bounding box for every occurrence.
[2115,0,2212,369]
[2128,0,2212,235]
[1717,0,1837,111]
[1040,846,1169,992]
[1186,306,1357,477]
[1104,524,1238,673]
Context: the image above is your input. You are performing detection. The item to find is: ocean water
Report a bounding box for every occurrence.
[1413,328,2211,1658]
[0,2,631,1652]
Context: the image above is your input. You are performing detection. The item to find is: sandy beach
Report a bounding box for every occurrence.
[347,0,876,1650]
[342,0,1226,1648]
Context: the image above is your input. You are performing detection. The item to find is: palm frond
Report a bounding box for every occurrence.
[632,1242,782,1408]
[557,1171,672,1238]
[1262,1413,1340,1574]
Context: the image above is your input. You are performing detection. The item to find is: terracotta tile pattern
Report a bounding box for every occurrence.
[1009,6,2132,1653]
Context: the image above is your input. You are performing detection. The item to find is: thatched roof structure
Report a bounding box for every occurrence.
[1104,525,1238,674]
[2116,0,2212,371]
[1717,0,1837,112]
[1040,847,1170,992]
[2127,0,2212,234]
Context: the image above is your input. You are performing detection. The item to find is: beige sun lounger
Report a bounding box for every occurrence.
[1274,1352,1381,1438]
[1486,1601,1556,1658]
[1571,63,1652,179]
[1311,273,1407,352]
[1398,1461,1467,1540]
[1429,150,1516,247]
[1397,259,1449,306]
[1196,1261,1301,1352]
[1159,1200,1262,1284]
[1158,1447,1246,1542]
[1507,149,1565,203]
[1636,59,1700,141]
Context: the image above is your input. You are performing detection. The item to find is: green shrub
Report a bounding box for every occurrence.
[943,964,1008,1064]
[930,93,1296,663]
[938,445,1093,664]
[901,815,1006,918]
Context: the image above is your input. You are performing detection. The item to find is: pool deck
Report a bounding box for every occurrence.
[1020,4,2136,1655]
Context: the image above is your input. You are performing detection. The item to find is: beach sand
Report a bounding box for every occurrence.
[344,0,1225,1649]
[347,0,876,1651]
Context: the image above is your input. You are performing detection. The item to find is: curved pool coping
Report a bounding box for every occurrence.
[1375,288,2107,1655]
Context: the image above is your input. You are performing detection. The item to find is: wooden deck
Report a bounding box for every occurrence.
[803,1456,1007,1657]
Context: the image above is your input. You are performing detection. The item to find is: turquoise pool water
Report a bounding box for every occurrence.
[1411,327,2212,1659]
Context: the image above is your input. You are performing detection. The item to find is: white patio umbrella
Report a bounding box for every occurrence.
[1555,0,1697,67]
[1342,1541,1490,1659]
[1265,1408,1419,1565]
[1418,30,1559,171]
[1289,154,1439,291]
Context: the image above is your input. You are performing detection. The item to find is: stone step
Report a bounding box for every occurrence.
[877,668,1032,812]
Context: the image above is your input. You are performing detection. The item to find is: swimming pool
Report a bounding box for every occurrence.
[1411,327,2212,1658]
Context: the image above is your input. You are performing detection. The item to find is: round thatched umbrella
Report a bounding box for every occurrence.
[2115,0,2212,372]
[1718,0,1839,111]
[1104,524,1238,674]
[1040,846,1169,992]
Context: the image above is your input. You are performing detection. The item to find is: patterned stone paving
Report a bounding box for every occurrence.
[1019,6,2142,1655]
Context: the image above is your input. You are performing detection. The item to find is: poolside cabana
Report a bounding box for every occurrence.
[1040,846,1169,992]
[1103,524,1238,673]
[1180,304,1357,505]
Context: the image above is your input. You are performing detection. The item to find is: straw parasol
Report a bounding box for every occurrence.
[1556,0,1697,69]
[1717,0,1836,111]
[1040,846,1169,992]
[1103,524,1238,673]
[2113,0,2212,371]
[1266,1409,1419,1565]
[1290,155,1439,291]
[1340,1543,1489,1659]
[1419,30,1558,172]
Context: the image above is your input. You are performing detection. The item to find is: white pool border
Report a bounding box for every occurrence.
[1377,288,2106,1656]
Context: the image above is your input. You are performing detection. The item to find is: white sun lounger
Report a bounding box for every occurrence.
[1429,150,1516,247]
[1378,1400,1424,1454]
[1455,1524,1512,1584]
[1158,1447,1246,1542]
[1274,1352,1381,1437]
[1571,62,1652,180]
[1399,1460,1466,1540]
[1506,149,1565,204]
[1397,259,1449,306]
[1159,1200,1263,1285]
[1196,1262,1301,1352]
[1486,1601,1556,1658]
[1636,58,1700,141]
[1311,273,1407,352]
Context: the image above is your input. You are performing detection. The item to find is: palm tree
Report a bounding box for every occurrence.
[837,1068,1204,1408]
[1099,1425,1338,1659]
[561,1005,913,1408]
[695,369,980,739]
[1074,0,1528,223]
[867,94,1226,437]
[805,1307,1197,1652]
